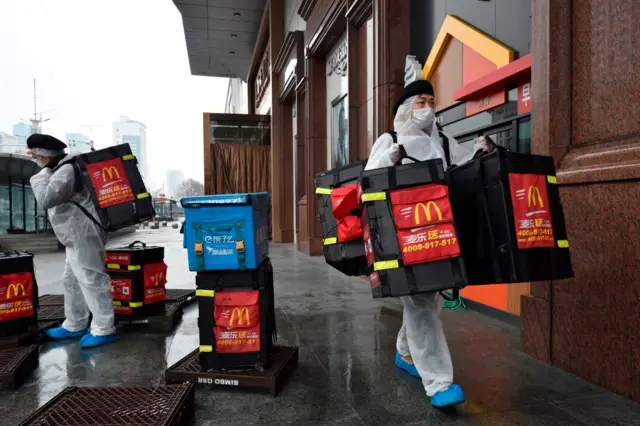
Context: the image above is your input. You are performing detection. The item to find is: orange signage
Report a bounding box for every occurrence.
[414,201,443,225]
[102,166,121,182]
[229,307,250,326]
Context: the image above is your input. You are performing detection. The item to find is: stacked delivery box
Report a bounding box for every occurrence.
[0,252,38,335]
[314,160,368,276]
[106,242,167,317]
[182,193,276,372]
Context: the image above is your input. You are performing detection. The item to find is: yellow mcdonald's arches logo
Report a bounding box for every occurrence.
[102,166,121,182]
[151,272,164,286]
[6,283,26,299]
[229,307,250,326]
[528,186,544,208]
[414,201,443,225]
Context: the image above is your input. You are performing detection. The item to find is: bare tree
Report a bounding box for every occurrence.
[176,178,204,198]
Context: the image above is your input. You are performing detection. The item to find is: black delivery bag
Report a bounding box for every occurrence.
[447,150,573,284]
[0,252,38,336]
[315,160,368,276]
[106,241,167,317]
[360,159,467,298]
[196,258,276,372]
[71,143,155,231]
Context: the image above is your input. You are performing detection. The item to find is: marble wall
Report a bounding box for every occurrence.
[522,0,640,403]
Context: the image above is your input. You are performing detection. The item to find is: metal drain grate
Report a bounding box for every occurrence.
[0,321,60,350]
[173,348,281,376]
[0,346,36,376]
[38,294,65,306]
[165,289,195,304]
[0,345,38,389]
[37,305,66,322]
[19,384,195,426]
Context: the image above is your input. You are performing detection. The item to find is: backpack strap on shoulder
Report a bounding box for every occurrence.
[388,131,398,144]
[53,159,104,229]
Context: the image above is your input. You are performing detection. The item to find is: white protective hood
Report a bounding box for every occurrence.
[365,56,477,172]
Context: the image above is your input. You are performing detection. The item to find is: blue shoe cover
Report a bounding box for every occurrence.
[395,352,420,378]
[78,333,120,348]
[430,384,466,408]
[45,327,87,340]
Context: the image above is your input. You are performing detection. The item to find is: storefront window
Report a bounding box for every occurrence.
[25,187,36,232]
[518,119,531,153]
[0,181,9,235]
[331,94,349,168]
[11,182,24,230]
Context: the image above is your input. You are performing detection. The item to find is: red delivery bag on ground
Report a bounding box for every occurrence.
[0,252,38,336]
[106,241,166,317]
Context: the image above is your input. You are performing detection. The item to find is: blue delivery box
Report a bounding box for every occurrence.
[181,193,269,271]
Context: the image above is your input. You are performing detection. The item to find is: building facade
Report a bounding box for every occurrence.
[112,116,148,180]
[0,154,46,235]
[166,169,185,198]
[224,78,249,114]
[65,132,93,154]
[175,0,640,402]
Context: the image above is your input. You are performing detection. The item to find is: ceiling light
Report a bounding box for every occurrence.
[231,34,238,39]
[233,12,241,17]
[229,51,236,55]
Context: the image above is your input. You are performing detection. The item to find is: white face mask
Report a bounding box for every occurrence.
[412,107,435,130]
[32,157,48,168]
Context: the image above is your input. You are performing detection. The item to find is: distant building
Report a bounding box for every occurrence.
[65,133,93,154]
[224,78,248,114]
[112,116,148,180]
[166,169,185,198]
[12,123,30,151]
[0,132,24,154]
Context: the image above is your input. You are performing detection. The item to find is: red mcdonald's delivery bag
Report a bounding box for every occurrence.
[214,290,261,353]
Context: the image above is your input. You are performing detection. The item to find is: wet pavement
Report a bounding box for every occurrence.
[2,226,639,425]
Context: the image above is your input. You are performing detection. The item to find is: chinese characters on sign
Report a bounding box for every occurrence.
[397,224,461,266]
[517,81,532,114]
[86,158,135,208]
[508,173,555,249]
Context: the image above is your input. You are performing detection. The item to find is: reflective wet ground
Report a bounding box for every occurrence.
[2,226,639,425]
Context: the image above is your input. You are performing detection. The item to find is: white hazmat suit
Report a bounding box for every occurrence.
[30,154,116,336]
[364,96,476,396]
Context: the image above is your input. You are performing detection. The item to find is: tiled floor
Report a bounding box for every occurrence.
[2,227,639,425]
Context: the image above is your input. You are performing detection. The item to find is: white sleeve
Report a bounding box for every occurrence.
[30,165,76,210]
[364,133,395,171]
[443,131,477,167]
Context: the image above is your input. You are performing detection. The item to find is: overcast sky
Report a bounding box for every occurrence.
[0,0,229,189]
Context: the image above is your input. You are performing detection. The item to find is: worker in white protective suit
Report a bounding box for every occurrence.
[28,134,119,348]
[365,59,491,407]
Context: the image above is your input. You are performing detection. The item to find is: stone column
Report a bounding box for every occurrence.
[373,0,411,136]
[270,0,294,243]
[521,0,640,403]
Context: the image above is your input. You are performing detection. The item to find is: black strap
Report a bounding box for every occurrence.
[389,131,398,144]
[54,159,104,229]
[439,131,452,168]
[72,201,104,229]
[440,288,459,302]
